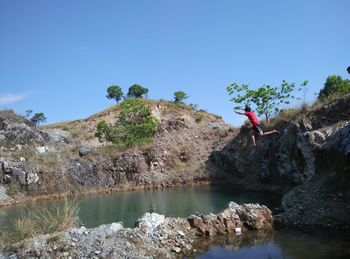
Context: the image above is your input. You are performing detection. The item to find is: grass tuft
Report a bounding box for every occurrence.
[13,198,80,241]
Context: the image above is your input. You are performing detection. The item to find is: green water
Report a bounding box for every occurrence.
[1,185,349,258]
[0,185,280,230]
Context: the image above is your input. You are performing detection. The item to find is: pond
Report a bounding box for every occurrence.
[0,185,281,230]
[189,229,350,259]
[1,185,349,258]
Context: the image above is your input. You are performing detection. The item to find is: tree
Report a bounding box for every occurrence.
[30,112,47,126]
[318,75,350,101]
[106,85,123,103]
[173,91,189,103]
[127,84,149,98]
[25,109,33,118]
[227,80,308,122]
[95,98,159,146]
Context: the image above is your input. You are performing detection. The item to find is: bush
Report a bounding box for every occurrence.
[318,75,350,102]
[95,98,159,146]
[195,112,205,123]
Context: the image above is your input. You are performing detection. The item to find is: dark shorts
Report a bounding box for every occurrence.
[251,125,263,134]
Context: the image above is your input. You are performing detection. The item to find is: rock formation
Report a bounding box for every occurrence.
[0,202,273,258]
[210,95,350,229]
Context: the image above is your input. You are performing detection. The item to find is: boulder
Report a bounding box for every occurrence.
[78,146,91,157]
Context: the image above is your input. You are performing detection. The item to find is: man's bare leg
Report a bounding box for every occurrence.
[260,129,279,137]
[251,134,256,147]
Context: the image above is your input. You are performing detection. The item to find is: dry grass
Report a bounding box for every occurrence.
[263,104,310,129]
[14,198,80,241]
[313,92,349,108]
[0,227,10,247]
[14,218,36,240]
[40,120,74,130]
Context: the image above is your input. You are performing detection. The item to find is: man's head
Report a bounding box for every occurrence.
[347,66,350,74]
[244,105,251,112]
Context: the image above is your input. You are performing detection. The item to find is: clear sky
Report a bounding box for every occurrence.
[1,0,349,126]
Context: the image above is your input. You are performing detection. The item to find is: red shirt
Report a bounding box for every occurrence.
[244,111,260,126]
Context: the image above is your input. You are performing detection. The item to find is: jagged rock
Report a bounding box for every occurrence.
[0,202,273,258]
[79,146,91,157]
[136,212,165,232]
[0,110,49,145]
[46,128,72,145]
[36,146,48,154]
[0,160,39,186]
[188,202,272,237]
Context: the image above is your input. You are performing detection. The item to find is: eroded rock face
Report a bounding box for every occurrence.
[0,202,273,258]
[0,110,49,145]
[188,202,273,237]
[0,159,39,186]
[210,95,350,229]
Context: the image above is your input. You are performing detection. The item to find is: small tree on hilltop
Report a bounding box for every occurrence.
[30,112,47,126]
[25,109,33,118]
[174,91,189,103]
[106,85,124,103]
[127,84,149,98]
[318,75,350,101]
[227,80,308,122]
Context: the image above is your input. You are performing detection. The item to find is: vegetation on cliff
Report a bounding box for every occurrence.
[95,98,159,146]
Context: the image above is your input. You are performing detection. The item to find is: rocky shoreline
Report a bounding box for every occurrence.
[0,202,273,258]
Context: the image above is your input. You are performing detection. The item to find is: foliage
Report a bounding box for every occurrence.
[174,91,189,103]
[195,112,205,123]
[227,80,308,122]
[14,198,80,240]
[30,112,47,126]
[106,85,124,103]
[318,75,350,101]
[95,98,159,146]
[127,84,149,98]
[25,109,33,118]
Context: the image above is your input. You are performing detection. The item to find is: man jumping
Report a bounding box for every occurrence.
[235,105,279,147]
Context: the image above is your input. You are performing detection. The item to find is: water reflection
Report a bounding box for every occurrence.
[190,229,350,259]
[0,185,281,231]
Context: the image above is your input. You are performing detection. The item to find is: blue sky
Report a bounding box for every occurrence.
[1,0,349,126]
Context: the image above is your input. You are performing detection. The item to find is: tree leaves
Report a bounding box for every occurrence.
[227,80,308,122]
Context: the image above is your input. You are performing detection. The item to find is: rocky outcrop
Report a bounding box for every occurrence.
[0,202,273,258]
[0,110,49,146]
[210,95,350,229]
[0,159,39,187]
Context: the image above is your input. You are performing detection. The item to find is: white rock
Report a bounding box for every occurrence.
[137,212,165,232]
[109,222,123,233]
[36,146,48,154]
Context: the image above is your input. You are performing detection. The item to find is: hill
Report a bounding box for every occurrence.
[0,100,236,206]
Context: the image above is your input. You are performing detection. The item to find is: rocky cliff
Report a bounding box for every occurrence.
[0,101,236,207]
[210,95,350,230]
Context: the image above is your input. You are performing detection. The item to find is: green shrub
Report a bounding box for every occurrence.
[95,98,159,146]
[318,75,350,102]
[195,112,205,123]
